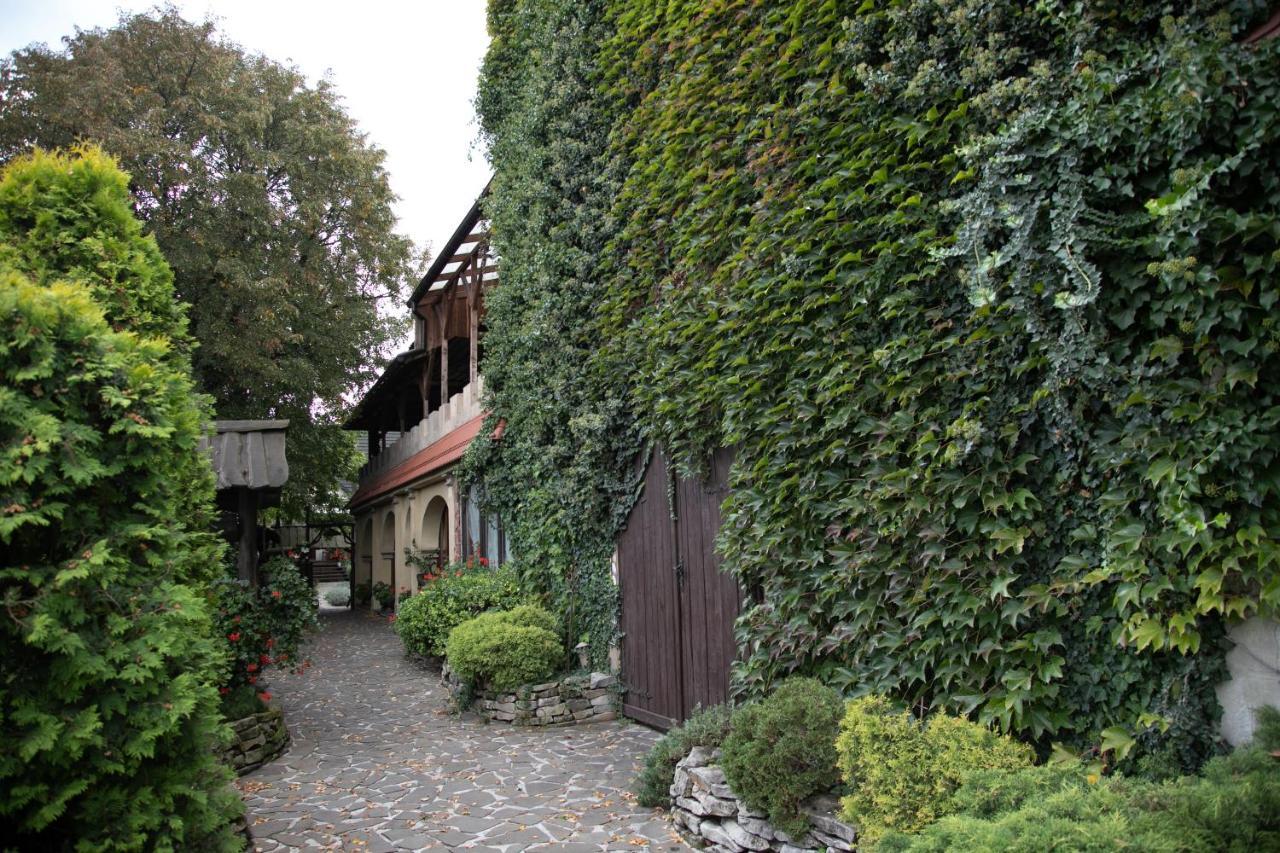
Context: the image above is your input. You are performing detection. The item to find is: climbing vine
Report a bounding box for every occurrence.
[465,0,643,668]
[477,0,1280,766]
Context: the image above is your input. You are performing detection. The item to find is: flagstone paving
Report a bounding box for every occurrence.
[238,608,691,852]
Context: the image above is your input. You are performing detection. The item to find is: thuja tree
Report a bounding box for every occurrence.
[593,0,1280,768]
[0,148,242,849]
[465,0,644,665]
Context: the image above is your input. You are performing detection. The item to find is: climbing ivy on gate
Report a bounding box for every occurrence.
[477,0,1280,767]
[464,0,644,668]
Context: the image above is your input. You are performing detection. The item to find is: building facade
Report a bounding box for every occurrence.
[345,188,508,608]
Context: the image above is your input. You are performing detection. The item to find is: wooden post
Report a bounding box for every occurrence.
[467,258,480,387]
[420,301,433,413]
[237,487,258,585]
[436,300,450,405]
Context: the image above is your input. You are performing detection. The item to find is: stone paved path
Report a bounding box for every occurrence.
[238,609,691,852]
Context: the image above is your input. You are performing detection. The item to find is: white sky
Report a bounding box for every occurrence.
[0,0,493,273]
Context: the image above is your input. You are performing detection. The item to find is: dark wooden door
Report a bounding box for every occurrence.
[618,447,739,729]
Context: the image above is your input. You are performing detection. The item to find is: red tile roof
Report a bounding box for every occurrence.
[348,415,485,510]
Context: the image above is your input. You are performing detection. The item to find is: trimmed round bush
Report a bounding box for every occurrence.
[445,607,563,691]
[720,677,845,837]
[394,565,523,657]
[501,603,560,635]
[836,695,1034,844]
[324,587,351,607]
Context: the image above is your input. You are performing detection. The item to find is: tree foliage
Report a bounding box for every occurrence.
[0,147,241,850]
[476,0,1280,767]
[0,8,416,515]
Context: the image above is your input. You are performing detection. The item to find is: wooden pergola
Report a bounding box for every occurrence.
[344,183,495,450]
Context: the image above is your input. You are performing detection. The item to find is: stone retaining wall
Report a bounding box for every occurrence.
[669,747,857,853]
[220,707,289,775]
[474,672,619,726]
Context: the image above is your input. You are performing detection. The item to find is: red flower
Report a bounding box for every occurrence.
[228,632,241,642]
[277,653,288,662]
[271,589,281,599]
[247,675,257,685]
[479,556,489,567]
[258,692,272,703]
[246,663,258,672]
[219,686,229,695]
[259,654,271,664]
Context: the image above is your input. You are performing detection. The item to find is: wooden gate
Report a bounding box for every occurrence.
[617,447,740,729]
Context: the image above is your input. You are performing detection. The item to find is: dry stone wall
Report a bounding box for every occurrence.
[474,672,619,726]
[220,707,289,776]
[669,747,857,853]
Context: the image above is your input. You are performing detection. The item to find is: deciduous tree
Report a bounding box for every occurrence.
[0,8,416,515]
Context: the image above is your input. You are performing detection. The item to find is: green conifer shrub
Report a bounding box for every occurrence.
[874,743,1280,852]
[633,703,734,807]
[0,148,242,849]
[836,696,1035,844]
[720,677,845,837]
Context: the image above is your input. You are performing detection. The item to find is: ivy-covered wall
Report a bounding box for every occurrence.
[473,0,1280,766]
[466,0,643,668]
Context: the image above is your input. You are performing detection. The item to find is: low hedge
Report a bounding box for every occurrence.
[875,741,1280,852]
[837,695,1034,844]
[721,677,845,837]
[445,605,563,691]
[393,565,523,657]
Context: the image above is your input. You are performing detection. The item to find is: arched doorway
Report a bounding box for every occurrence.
[418,496,450,585]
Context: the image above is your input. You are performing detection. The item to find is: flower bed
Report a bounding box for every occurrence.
[668,746,856,853]
[219,707,289,776]
[464,672,619,726]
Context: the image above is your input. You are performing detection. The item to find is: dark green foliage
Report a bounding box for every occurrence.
[219,684,267,722]
[393,564,524,657]
[466,0,643,668]
[475,0,1280,766]
[0,148,241,849]
[720,678,845,836]
[836,696,1034,843]
[874,745,1280,852]
[445,606,564,691]
[634,704,734,807]
[0,9,417,516]
[211,556,319,691]
[372,580,394,611]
